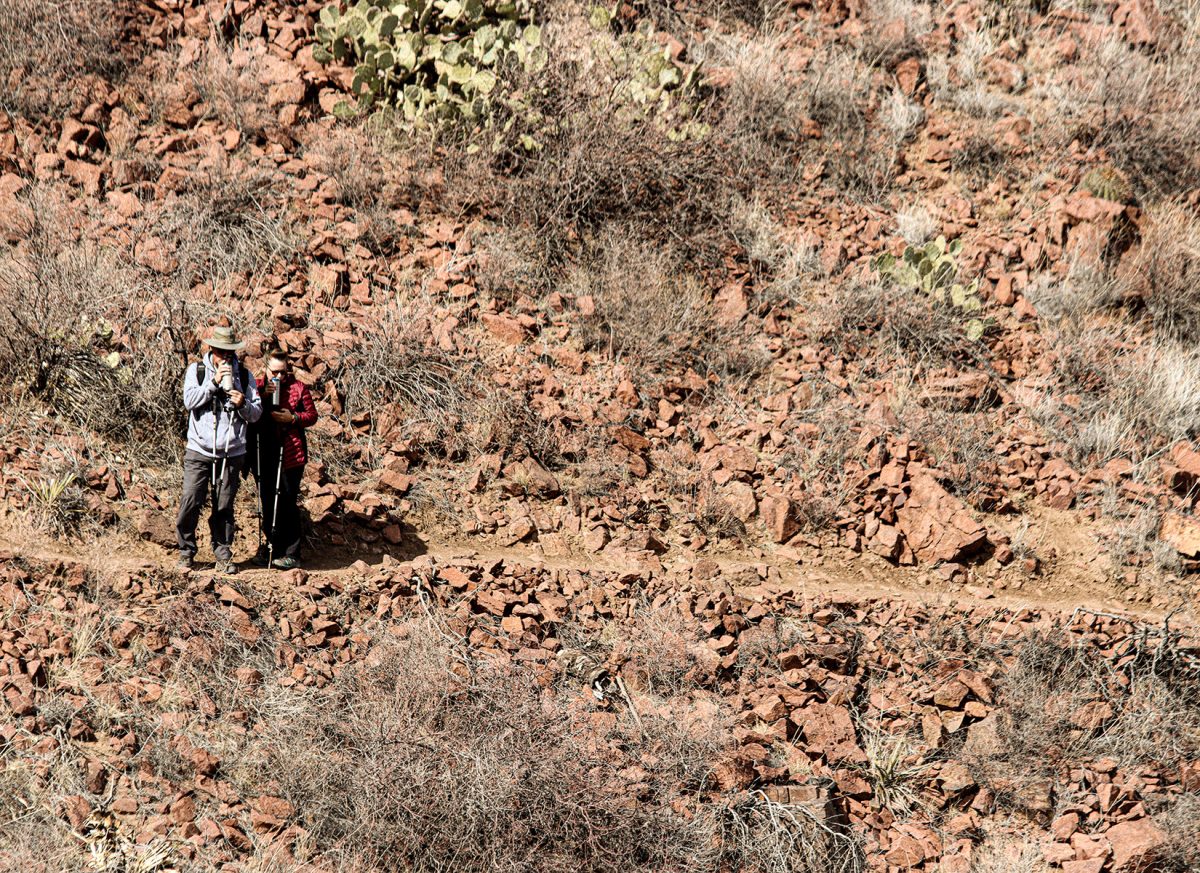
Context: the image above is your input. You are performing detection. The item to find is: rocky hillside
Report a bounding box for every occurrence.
[1,0,1199,870]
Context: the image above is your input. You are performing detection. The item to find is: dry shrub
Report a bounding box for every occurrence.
[880,86,924,142]
[926,26,1015,119]
[821,279,975,371]
[1097,484,1182,580]
[0,762,87,873]
[620,603,713,693]
[776,387,863,531]
[155,163,299,290]
[905,406,1000,508]
[894,203,939,246]
[1055,31,1200,198]
[718,794,865,873]
[1035,325,1200,465]
[730,198,823,309]
[188,39,277,142]
[0,0,125,119]
[473,225,556,303]
[451,43,736,272]
[567,227,723,373]
[1117,200,1200,343]
[302,121,417,255]
[861,0,931,68]
[968,838,1050,873]
[698,29,810,170]
[951,135,1010,187]
[0,186,190,458]
[333,293,562,464]
[654,443,749,540]
[1152,792,1200,873]
[971,629,1200,805]
[252,621,719,872]
[804,47,898,201]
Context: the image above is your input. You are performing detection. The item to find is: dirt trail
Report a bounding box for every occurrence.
[1,513,1191,627]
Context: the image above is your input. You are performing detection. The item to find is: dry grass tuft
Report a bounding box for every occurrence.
[187,39,277,142]
[969,628,1200,810]
[253,620,719,872]
[1055,31,1200,198]
[567,228,721,374]
[0,0,126,118]
[1035,325,1200,465]
[1117,200,1200,343]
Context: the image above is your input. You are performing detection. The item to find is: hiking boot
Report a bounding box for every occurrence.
[251,546,270,568]
[271,556,299,570]
[175,554,194,572]
[214,559,238,576]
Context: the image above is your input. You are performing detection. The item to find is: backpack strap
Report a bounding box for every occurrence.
[195,360,251,390]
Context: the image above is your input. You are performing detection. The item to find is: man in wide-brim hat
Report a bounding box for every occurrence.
[175,323,262,575]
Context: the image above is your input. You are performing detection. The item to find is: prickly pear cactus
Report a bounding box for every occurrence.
[1082,165,1132,204]
[873,236,986,340]
[313,0,546,126]
[587,9,707,141]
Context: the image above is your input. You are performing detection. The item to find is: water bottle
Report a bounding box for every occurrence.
[221,370,234,392]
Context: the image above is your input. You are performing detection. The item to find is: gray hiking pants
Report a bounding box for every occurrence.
[176,450,244,561]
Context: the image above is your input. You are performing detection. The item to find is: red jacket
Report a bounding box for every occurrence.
[255,374,318,469]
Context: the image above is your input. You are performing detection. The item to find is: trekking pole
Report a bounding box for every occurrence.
[267,444,284,568]
[219,407,233,482]
[256,432,264,553]
[211,397,219,488]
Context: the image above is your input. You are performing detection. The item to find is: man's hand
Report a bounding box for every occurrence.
[213,361,233,386]
[270,410,293,424]
[228,390,245,408]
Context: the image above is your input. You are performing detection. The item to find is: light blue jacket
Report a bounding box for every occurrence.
[182,353,263,458]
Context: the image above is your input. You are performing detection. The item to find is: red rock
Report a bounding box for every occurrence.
[379,469,413,493]
[922,371,994,411]
[481,313,527,345]
[721,482,757,522]
[61,795,91,830]
[939,761,975,793]
[1159,512,1200,556]
[306,494,339,518]
[1106,818,1166,871]
[868,524,901,560]
[714,281,747,325]
[760,495,799,544]
[216,584,253,610]
[1070,700,1114,730]
[895,473,987,563]
[137,503,176,546]
[63,159,102,194]
[1115,0,1177,49]
[1062,860,1105,873]
[933,678,970,709]
[885,834,925,868]
[1071,833,1111,861]
[504,458,560,496]
[796,703,865,763]
[610,426,650,453]
[895,57,921,95]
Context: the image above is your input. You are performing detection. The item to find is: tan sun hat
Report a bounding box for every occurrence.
[204,325,246,351]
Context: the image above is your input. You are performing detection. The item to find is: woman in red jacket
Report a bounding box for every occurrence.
[249,349,318,569]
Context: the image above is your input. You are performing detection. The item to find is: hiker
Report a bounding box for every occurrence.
[176,324,262,574]
[247,349,317,570]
